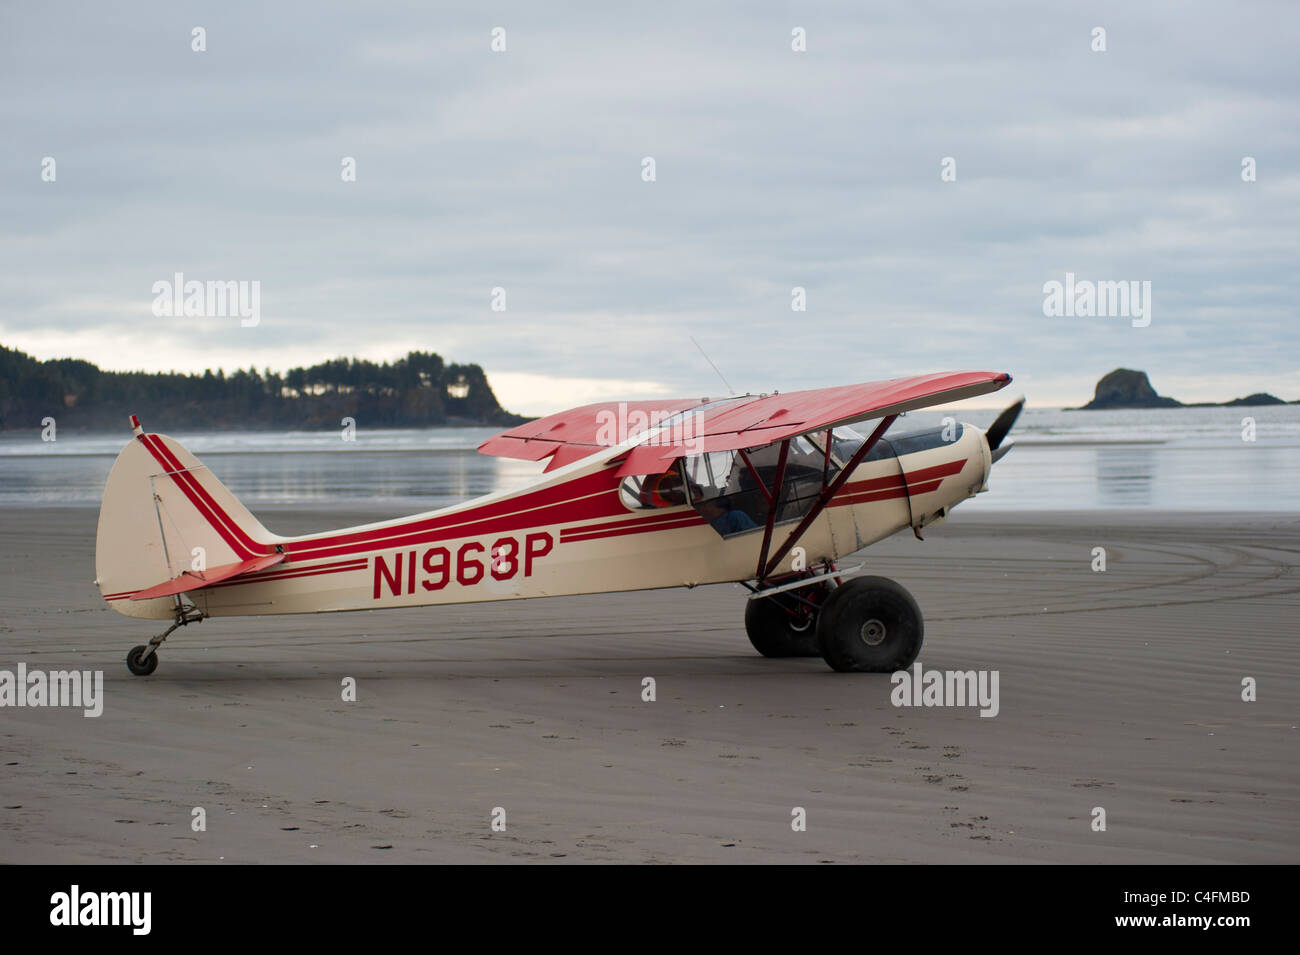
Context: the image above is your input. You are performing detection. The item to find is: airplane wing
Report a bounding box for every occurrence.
[476,397,706,468]
[128,552,286,601]
[478,370,1012,474]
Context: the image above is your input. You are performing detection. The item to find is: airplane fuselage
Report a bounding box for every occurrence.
[102,422,992,619]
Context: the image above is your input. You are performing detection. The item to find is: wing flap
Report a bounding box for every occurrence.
[476,436,561,461]
[542,444,604,472]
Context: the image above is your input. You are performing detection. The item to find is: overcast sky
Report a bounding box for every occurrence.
[3,1,1297,414]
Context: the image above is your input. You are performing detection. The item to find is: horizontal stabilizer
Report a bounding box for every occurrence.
[129,553,285,601]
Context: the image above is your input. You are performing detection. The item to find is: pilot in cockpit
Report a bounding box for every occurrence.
[691,483,758,535]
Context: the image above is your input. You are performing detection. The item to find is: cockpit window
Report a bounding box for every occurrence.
[682,451,738,498]
[682,433,844,537]
[617,426,878,531]
[619,464,689,510]
[829,425,866,462]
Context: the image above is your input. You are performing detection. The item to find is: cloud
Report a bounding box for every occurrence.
[2,0,1298,410]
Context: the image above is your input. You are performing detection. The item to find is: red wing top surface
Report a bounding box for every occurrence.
[479,371,1012,473]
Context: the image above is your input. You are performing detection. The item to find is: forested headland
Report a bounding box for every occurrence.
[0,345,528,431]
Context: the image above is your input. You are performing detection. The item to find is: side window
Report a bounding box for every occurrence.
[682,451,737,499]
[681,450,766,537]
[619,465,688,510]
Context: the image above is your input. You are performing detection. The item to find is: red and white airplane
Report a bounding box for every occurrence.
[96,370,1021,675]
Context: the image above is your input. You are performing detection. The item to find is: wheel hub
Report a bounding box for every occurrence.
[859,618,887,646]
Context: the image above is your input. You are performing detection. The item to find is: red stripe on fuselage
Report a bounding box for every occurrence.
[833,479,942,507]
[559,508,701,540]
[205,561,369,591]
[285,468,624,557]
[106,558,368,600]
[836,458,967,497]
[291,487,625,562]
[560,514,705,544]
[223,557,367,585]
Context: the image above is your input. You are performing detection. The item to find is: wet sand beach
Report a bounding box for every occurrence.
[1,506,1296,863]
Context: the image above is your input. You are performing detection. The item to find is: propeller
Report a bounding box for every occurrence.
[985,396,1024,455]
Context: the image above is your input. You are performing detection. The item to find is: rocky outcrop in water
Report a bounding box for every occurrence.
[1220,393,1286,406]
[1073,369,1295,410]
[1077,369,1182,410]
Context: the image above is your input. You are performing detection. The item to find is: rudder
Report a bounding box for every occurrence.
[95,417,278,618]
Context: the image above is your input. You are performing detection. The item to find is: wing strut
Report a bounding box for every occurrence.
[753,439,791,579]
[756,414,898,583]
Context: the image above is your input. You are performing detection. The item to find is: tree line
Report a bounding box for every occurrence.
[0,345,527,431]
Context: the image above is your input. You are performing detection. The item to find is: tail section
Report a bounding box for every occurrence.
[95,416,280,618]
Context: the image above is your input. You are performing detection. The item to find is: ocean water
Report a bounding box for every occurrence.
[1,406,1298,512]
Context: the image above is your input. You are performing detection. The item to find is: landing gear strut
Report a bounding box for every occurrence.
[126,604,203,676]
[742,563,841,659]
[743,585,828,657]
[739,419,924,672]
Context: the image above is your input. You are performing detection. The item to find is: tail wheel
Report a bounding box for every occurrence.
[816,576,923,673]
[744,587,826,658]
[126,645,159,676]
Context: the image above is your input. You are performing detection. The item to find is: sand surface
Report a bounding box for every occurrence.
[1,505,1296,864]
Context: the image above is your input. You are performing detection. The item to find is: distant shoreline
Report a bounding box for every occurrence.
[0,344,529,432]
[1073,368,1296,410]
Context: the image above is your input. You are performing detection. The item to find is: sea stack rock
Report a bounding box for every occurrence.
[1079,369,1183,410]
[1222,393,1285,406]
